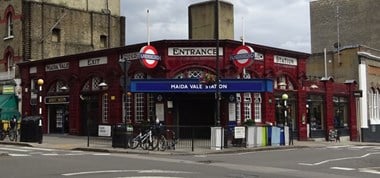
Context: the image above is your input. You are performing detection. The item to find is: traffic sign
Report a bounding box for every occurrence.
[230,45,255,68]
[139,45,161,69]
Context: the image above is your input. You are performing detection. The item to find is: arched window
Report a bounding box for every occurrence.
[81,76,102,92]
[6,12,13,37]
[274,75,294,90]
[48,80,69,94]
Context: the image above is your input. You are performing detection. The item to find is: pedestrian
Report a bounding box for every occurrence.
[10,115,17,131]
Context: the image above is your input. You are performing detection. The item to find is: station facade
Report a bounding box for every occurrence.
[18,39,358,141]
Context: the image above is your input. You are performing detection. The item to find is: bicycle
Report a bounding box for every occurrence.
[0,123,17,142]
[158,129,178,151]
[128,127,158,150]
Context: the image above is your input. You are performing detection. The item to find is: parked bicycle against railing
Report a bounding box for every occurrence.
[158,129,178,151]
[0,121,18,142]
[128,127,158,150]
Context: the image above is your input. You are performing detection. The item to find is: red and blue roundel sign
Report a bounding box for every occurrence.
[230,45,255,68]
[139,45,161,69]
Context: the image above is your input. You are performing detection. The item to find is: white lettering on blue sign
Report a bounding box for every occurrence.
[170,84,188,89]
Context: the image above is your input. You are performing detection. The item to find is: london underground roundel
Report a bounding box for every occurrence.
[139,45,161,69]
[230,45,255,68]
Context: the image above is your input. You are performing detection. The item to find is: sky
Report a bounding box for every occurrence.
[121,0,311,53]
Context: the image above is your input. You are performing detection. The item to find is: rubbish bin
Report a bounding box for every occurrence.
[280,127,285,145]
[112,124,129,148]
[267,126,272,146]
[20,116,43,143]
[271,126,281,146]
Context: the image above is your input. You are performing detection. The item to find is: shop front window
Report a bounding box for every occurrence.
[333,96,348,129]
[307,95,324,131]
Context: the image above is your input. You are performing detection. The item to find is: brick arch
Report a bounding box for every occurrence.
[3,5,15,20]
[2,46,14,71]
[46,79,70,94]
[170,64,215,79]
[80,75,105,92]
[274,72,299,90]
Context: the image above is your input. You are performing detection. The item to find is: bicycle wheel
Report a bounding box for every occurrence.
[128,137,140,149]
[148,135,159,151]
[0,131,5,141]
[9,130,16,141]
[158,135,167,151]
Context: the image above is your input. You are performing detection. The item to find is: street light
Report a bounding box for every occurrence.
[281,93,288,126]
[281,93,293,145]
[37,79,44,144]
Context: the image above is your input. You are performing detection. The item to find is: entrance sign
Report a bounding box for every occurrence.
[130,79,273,93]
[230,45,255,68]
[140,45,161,68]
[168,47,224,56]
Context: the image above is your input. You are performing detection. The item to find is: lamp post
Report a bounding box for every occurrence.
[282,93,293,145]
[37,79,44,144]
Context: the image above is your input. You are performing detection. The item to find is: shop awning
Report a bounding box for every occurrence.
[0,95,20,120]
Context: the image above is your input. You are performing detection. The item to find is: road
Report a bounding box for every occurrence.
[1,144,380,178]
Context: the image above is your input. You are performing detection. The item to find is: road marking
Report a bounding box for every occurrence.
[62,169,195,176]
[330,167,355,171]
[64,153,85,156]
[42,153,59,156]
[326,145,351,149]
[8,153,30,157]
[0,147,29,152]
[359,167,380,175]
[348,146,374,149]
[298,152,380,166]
[20,147,56,151]
[92,153,111,156]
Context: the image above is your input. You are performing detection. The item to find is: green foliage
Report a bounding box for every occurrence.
[243,119,255,126]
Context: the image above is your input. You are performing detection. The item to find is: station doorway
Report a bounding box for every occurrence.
[80,95,100,136]
[173,93,215,138]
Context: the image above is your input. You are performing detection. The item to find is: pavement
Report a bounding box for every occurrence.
[1,134,380,156]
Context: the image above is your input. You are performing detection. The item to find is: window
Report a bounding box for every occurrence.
[243,93,252,121]
[52,28,61,42]
[81,77,104,92]
[376,89,380,120]
[100,35,107,48]
[134,73,145,122]
[122,93,132,123]
[254,93,262,123]
[6,12,13,38]
[369,89,374,120]
[236,93,241,124]
[187,69,203,78]
[275,75,294,90]
[102,93,109,123]
[147,94,155,121]
[48,80,68,93]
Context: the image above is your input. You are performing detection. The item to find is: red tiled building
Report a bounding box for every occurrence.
[18,39,358,141]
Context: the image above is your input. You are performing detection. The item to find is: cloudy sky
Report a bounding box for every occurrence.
[121,0,311,53]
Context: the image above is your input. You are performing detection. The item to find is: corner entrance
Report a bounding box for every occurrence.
[174,93,215,138]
